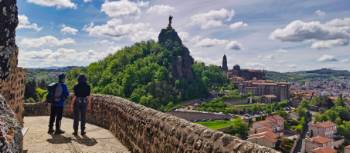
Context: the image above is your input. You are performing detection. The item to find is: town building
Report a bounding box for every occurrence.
[311,121,337,138]
[305,136,333,153]
[228,64,265,80]
[234,79,290,101]
[248,115,284,148]
[250,115,285,136]
[247,131,277,148]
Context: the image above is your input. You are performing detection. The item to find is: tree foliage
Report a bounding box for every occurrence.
[67,41,228,110]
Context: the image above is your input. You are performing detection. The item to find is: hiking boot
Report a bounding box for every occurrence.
[81,131,86,136]
[48,128,54,134]
[55,129,65,135]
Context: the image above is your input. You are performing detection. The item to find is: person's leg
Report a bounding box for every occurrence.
[55,107,64,134]
[48,104,56,133]
[73,102,80,135]
[80,102,87,135]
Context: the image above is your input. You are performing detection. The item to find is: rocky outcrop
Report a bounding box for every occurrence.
[25,95,279,153]
[0,95,23,153]
[158,18,194,80]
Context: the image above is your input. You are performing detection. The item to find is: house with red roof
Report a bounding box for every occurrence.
[305,136,333,153]
[311,121,337,138]
[247,131,278,148]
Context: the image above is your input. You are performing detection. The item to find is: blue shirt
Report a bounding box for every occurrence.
[53,83,69,107]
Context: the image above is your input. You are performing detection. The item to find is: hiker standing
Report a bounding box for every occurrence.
[48,74,69,134]
[71,75,91,136]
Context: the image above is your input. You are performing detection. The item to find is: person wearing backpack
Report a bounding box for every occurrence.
[47,74,69,134]
[70,74,91,136]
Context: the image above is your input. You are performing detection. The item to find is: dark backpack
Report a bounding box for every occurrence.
[46,83,58,103]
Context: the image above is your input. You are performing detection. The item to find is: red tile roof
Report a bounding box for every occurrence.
[313,121,336,129]
[312,147,336,153]
[266,115,284,123]
[248,131,277,143]
[310,136,332,144]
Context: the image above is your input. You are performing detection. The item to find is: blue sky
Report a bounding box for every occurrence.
[17,0,350,72]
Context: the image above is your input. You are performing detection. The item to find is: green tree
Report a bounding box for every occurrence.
[224,118,249,139]
[338,121,350,140]
[25,79,38,101]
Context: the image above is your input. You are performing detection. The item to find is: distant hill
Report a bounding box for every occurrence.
[25,66,81,83]
[265,68,350,82]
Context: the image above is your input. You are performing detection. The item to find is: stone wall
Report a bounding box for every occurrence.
[0,0,25,124]
[0,0,25,152]
[0,67,26,124]
[24,95,279,153]
[0,95,23,152]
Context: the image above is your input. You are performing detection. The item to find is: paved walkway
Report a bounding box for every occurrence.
[23,116,130,153]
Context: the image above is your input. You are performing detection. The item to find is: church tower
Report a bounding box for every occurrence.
[222,54,228,72]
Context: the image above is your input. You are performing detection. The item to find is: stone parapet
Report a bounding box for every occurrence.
[24,95,279,153]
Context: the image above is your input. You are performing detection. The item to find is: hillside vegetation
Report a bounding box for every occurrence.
[66,26,228,110]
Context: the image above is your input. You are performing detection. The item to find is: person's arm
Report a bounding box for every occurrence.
[63,84,70,98]
[70,96,76,113]
[69,85,76,113]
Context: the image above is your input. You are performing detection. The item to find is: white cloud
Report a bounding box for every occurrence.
[276,49,288,53]
[84,19,157,42]
[317,54,338,62]
[83,0,92,3]
[19,47,117,67]
[288,64,297,68]
[146,5,175,15]
[178,32,190,42]
[229,21,248,29]
[101,0,140,18]
[326,18,350,27]
[258,54,275,61]
[18,15,42,31]
[60,25,78,35]
[340,59,349,63]
[225,41,242,50]
[245,62,265,69]
[18,36,75,48]
[194,37,242,50]
[315,10,326,16]
[191,8,234,29]
[311,39,349,49]
[27,0,77,9]
[270,18,350,49]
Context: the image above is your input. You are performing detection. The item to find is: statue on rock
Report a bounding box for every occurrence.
[158,15,182,47]
[157,16,194,80]
[168,15,173,29]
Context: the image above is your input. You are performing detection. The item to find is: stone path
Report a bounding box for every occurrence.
[23,116,130,153]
